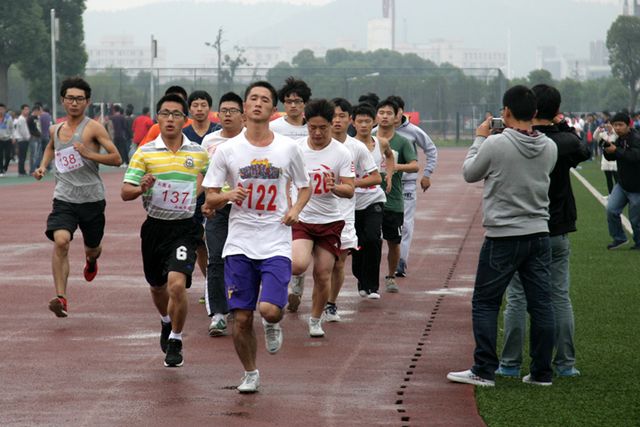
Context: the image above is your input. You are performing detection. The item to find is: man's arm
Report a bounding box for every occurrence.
[75,121,122,166]
[331,175,355,199]
[379,137,395,193]
[394,159,419,173]
[283,186,311,226]
[356,170,382,188]
[462,119,492,183]
[121,173,156,201]
[33,137,55,180]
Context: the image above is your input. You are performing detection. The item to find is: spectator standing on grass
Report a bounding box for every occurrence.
[603,112,640,250]
[13,104,31,176]
[594,121,619,195]
[0,103,14,176]
[27,105,42,175]
[447,85,557,387]
[496,84,590,380]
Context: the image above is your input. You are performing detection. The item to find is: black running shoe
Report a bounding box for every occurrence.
[160,321,172,353]
[164,339,183,367]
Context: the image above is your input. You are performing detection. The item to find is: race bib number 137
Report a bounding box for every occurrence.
[151,180,194,212]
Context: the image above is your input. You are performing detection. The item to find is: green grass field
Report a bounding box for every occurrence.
[476,160,640,426]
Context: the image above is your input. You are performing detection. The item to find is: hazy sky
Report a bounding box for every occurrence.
[86,0,333,11]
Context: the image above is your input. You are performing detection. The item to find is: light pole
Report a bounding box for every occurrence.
[149,35,157,119]
[51,9,59,120]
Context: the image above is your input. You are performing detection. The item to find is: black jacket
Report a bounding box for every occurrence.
[534,123,590,236]
[26,114,41,138]
[604,128,640,192]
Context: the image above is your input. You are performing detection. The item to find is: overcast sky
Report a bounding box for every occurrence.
[86,0,333,11]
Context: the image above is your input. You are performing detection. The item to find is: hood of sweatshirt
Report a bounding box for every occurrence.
[502,127,550,159]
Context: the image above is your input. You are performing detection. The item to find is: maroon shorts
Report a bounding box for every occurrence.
[292,220,345,258]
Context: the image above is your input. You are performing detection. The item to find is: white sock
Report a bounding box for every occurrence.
[161,315,171,324]
[168,331,182,341]
[245,369,259,376]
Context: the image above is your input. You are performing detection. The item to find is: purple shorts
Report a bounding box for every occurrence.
[224,254,292,311]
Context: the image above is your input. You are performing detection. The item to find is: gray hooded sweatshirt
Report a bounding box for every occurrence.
[463,128,558,238]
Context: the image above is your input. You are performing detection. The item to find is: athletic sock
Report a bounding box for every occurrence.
[161,315,171,324]
[245,369,258,376]
[168,331,182,341]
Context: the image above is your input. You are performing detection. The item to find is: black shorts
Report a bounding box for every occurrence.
[140,216,201,288]
[382,210,404,244]
[192,193,206,247]
[45,199,106,248]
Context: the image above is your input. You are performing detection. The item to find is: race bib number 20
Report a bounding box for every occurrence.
[55,146,84,173]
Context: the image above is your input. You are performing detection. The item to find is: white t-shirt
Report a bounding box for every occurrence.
[339,136,377,222]
[201,129,243,158]
[270,116,308,140]
[355,136,387,211]
[202,131,309,260]
[297,138,355,224]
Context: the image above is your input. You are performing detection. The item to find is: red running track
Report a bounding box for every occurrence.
[0,148,486,426]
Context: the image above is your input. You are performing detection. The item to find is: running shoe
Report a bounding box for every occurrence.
[164,339,184,367]
[358,290,368,298]
[208,315,227,337]
[385,276,399,293]
[160,321,172,353]
[395,258,407,277]
[83,259,98,282]
[323,303,341,322]
[48,296,68,318]
[447,369,495,387]
[522,374,552,386]
[262,318,283,354]
[308,317,325,337]
[237,371,260,393]
[607,239,628,250]
[367,292,381,300]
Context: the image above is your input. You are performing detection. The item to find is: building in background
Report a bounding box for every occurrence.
[87,36,166,69]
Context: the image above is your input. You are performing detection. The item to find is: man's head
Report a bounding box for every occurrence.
[60,77,91,117]
[156,93,189,140]
[165,85,188,101]
[351,103,376,138]
[112,105,122,115]
[32,105,42,116]
[142,106,150,116]
[531,84,561,122]
[358,92,380,109]
[218,91,244,132]
[244,81,278,123]
[611,112,631,137]
[20,104,30,117]
[501,85,537,126]
[386,95,405,125]
[278,77,311,121]
[188,90,213,124]
[331,97,352,137]
[376,98,399,130]
[305,99,334,147]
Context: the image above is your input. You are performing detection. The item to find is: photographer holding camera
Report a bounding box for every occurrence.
[603,112,640,250]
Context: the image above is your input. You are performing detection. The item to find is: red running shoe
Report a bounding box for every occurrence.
[84,259,98,282]
[49,296,68,318]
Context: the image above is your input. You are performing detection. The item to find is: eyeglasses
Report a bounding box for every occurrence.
[157,110,186,119]
[284,99,304,106]
[63,96,87,104]
[219,108,241,115]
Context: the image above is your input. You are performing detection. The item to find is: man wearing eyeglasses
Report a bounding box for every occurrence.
[33,77,122,319]
[122,93,209,368]
[200,92,245,337]
[269,76,311,140]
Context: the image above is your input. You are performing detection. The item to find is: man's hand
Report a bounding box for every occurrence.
[476,118,491,138]
[201,204,216,219]
[140,173,156,193]
[73,142,91,159]
[226,185,249,204]
[420,176,431,192]
[281,208,300,226]
[33,167,46,180]
[324,172,336,192]
[604,143,617,155]
[385,174,392,193]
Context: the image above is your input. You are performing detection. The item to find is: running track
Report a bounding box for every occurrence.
[0,148,486,426]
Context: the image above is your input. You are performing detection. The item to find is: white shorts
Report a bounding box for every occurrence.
[340,220,358,250]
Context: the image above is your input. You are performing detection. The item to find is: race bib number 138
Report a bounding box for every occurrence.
[55,146,84,173]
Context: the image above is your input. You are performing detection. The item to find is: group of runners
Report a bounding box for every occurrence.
[34,76,437,393]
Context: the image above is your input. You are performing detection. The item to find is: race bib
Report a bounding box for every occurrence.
[55,146,84,173]
[151,179,194,212]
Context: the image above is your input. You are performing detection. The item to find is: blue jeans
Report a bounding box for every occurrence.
[607,184,640,246]
[500,234,575,371]
[28,137,40,174]
[471,236,555,382]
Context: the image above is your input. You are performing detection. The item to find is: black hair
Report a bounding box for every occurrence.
[142,106,150,115]
[60,77,91,99]
[32,104,42,112]
[219,91,244,112]
[331,97,352,115]
[0,103,5,108]
[187,90,212,108]
[358,92,379,108]
[112,105,122,114]
[386,95,405,110]
[611,112,631,125]
[156,93,189,115]
[502,85,537,122]
[164,85,188,100]
[125,104,134,115]
[244,81,278,107]
[277,76,312,103]
[20,104,29,110]
[531,84,561,121]
[376,97,399,115]
[304,99,335,123]
[351,103,377,121]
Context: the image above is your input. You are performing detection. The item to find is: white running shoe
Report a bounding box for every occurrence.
[322,304,341,322]
[367,292,381,300]
[358,290,368,298]
[308,317,325,337]
[237,370,260,393]
[522,374,552,386]
[447,369,495,387]
[262,318,283,354]
[208,314,227,337]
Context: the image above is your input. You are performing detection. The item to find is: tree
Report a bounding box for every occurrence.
[205,27,250,94]
[0,1,48,103]
[527,69,555,87]
[607,15,640,111]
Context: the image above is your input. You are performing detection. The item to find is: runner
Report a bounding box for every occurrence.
[287,98,355,337]
[202,81,310,393]
[269,76,311,140]
[350,103,395,298]
[121,93,209,368]
[201,92,245,337]
[33,77,122,318]
[324,98,380,322]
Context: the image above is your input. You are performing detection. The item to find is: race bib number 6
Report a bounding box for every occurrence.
[151,179,194,212]
[55,146,84,173]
